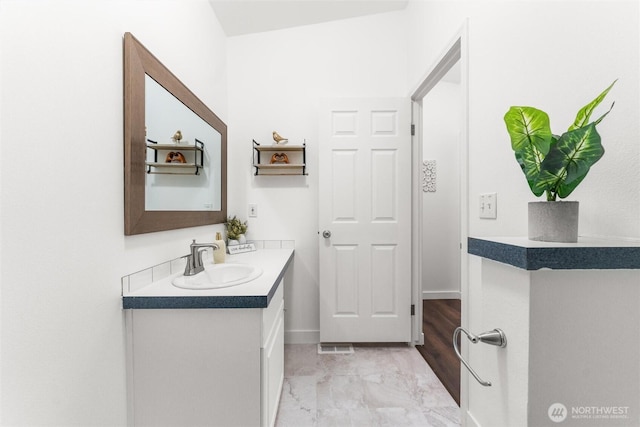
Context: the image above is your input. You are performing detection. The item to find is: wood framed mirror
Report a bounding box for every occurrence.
[123,32,227,235]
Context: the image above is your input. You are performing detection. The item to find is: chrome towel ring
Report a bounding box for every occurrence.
[453,327,507,387]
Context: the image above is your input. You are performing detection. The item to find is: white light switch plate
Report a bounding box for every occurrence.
[479,193,497,219]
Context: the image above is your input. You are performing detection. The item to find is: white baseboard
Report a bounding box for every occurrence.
[422,290,461,300]
[465,410,481,427]
[284,329,320,344]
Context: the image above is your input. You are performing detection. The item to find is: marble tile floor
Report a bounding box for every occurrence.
[275,344,461,427]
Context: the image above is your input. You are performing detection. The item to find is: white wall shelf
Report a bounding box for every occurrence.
[146,139,204,175]
[252,139,307,176]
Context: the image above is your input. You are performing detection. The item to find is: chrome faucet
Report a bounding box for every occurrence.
[184,239,220,276]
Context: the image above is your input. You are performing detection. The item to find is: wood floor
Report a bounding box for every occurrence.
[416,299,461,406]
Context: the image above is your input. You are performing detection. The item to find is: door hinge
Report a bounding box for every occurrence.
[411,124,415,136]
[411,304,415,316]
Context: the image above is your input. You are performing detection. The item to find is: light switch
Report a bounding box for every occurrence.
[479,193,497,219]
[249,204,258,218]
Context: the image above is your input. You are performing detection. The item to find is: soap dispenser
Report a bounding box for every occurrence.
[213,232,226,263]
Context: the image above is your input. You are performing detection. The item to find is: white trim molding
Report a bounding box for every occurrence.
[422,291,461,300]
[284,329,320,344]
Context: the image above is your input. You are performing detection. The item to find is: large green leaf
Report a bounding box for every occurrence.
[514,135,559,197]
[504,106,553,195]
[535,123,604,199]
[568,80,616,131]
[504,106,552,153]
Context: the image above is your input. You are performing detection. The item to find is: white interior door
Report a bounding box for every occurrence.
[319,98,412,343]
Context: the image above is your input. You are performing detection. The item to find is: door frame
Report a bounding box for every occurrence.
[409,20,470,411]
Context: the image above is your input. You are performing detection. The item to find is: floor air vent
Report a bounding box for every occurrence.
[317,343,354,355]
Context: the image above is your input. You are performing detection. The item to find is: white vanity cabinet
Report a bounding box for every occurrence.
[126,282,284,427]
[261,283,285,427]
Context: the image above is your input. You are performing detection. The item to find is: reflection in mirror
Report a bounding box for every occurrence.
[124,32,227,235]
[145,75,222,211]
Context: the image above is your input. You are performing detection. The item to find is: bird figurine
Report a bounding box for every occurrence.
[171,130,183,144]
[272,131,288,145]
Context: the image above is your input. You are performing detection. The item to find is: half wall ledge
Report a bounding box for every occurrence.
[468,236,640,270]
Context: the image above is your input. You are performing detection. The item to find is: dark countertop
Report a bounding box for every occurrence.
[468,237,640,270]
[123,249,294,309]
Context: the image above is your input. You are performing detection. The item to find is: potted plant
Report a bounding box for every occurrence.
[504,80,616,242]
[225,215,248,245]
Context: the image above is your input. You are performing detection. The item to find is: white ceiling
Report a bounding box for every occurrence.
[209,0,409,36]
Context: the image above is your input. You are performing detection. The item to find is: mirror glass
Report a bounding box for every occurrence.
[124,32,227,235]
[145,75,222,211]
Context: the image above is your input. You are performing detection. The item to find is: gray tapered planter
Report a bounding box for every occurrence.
[528,201,579,243]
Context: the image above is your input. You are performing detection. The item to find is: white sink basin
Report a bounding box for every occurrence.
[172,263,263,290]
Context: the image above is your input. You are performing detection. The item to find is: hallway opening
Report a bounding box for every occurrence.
[410,26,468,412]
[416,299,461,405]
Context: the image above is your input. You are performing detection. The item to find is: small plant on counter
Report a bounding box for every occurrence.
[225,216,248,241]
[504,80,616,201]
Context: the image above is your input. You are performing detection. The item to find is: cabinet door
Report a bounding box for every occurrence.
[262,283,284,346]
[262,308,284,427]
[261,282,285,427]
[130,309,261,427]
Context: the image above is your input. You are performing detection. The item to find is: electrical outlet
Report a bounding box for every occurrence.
[479,193,497,219]
[248,203,258,218]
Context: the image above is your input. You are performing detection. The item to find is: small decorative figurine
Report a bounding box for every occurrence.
[165,151,187,163]
[272,131,288,144]
[270,153,289,164]
[171,130,183,143]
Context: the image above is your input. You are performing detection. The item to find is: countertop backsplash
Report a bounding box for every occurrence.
[121,240,295,295]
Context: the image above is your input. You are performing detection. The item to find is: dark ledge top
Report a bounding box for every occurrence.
[123,249,294,309]
[468,237,640,270]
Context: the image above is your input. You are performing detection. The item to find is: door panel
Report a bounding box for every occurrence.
[371,244,397,314]
[332,151,358,221]
[334,245,359,315]
[372,149,397,221]
[319,98,411,343]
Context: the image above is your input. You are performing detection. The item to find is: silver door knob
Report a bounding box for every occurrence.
[322,230,332,238]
